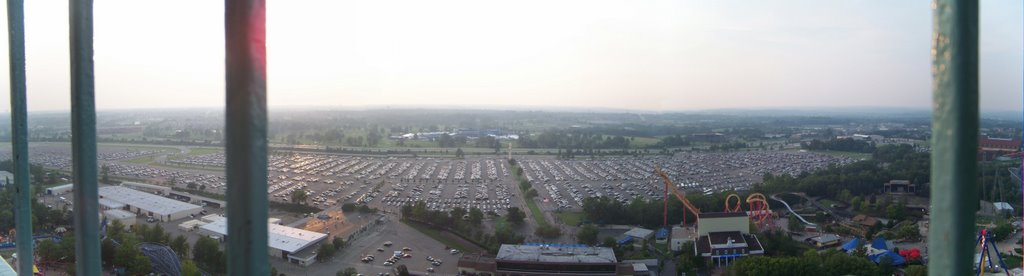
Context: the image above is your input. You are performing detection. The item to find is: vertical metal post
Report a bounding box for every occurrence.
[929,0,978,275]
[6,0,31,275]
[70,0,100,275]
[225,0,268,275]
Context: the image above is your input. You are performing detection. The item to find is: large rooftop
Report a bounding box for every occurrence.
[200,217,327,254]
[99,186,201,215]
[496,244,617,264]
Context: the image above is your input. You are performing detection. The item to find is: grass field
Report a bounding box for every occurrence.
[555,212,584,226]
[150,162,225,172]
[402,220,471,252]
[525,198,548,227]
[125,155,155,164]
[186,147,222,156]
[98,143,181,154]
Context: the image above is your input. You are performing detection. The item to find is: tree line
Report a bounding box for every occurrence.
[800,138,876,153]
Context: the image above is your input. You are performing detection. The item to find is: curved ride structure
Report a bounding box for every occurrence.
[746,193,774,231]
[656,167,701,227]
[724,194,742,213]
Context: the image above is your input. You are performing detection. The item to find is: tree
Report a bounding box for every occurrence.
[455,147,465,158]
[788,215,802,232]
[101,164,110,183]
[115,236,152,275]
[316,243,336,262]
[101,238,117,266]
[170,235,191,259]
[395,265,410,276]
[468,207,484,225]
[337,267,358,276]
[182,260,202,276]
[577,224,599,245]
[333,236,346,249]
[992,221,1013,241]
[193,236,225,273]
[291,189,308,204]
[506,207,525,224]
[905,265,927,276]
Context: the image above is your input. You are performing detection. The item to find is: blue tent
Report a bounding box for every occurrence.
[869,251,906,266]
[871,236,888,251]
[841,237,861,251]
[655,228,669,239]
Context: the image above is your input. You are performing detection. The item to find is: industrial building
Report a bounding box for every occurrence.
[694,212,764,267]
[883,180,916,195]
[46,183,75,195]
[98,186,202,222]
[102,209,137,229]
[458,244,642,276]
[199,217,327,267]
[120,181,172,194]
[619,228,654,248]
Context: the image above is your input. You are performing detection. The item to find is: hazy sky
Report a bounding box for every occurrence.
[0,0,1018,112]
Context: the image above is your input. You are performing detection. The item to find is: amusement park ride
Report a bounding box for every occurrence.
[654,167,773,231]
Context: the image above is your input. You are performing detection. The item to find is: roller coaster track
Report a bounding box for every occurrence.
[769,193,816,227]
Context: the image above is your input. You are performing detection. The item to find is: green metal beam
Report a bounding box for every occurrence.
[929,0,978,275]
[5,0,32,275]
[70,0,101,275]
[224,0,268,275]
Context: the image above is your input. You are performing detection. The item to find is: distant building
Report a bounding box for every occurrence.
[102,209,137,229]
[993,202,1014,215]
[883,180,916,195]
[619,228,654,248]
[457,244,640,276]
[46,183,75,195]
[98,186,202,222]
[978,135,1021,161]
[852,214,880,228]
[807,234,841,249]
[670,226,692,252]
[199,217,327,266]
[694,212,764,267]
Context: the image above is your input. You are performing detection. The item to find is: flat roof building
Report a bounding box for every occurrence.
[695,212,764,267]
[102,209,137,229]
[98,186,202,222]
[458,244,649,276]
[46,184,75,195]
[120,181,172,194]
[199,217,327,266]
[883,180,916,195]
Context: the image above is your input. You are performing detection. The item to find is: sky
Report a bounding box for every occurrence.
[0,0,1017,112]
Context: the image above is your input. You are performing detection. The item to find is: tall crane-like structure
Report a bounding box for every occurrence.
[656,167,701,228]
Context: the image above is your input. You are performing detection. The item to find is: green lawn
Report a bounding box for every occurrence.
[555,212,584,226]
[186,147,222,156]
[151,162,225,172]
[402,220,470,252]
[125,155,155,164]
[525,198,548,227]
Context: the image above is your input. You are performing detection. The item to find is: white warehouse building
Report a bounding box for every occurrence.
[199,217,327,266]
[46,183,75,195]
[98,186,202,222]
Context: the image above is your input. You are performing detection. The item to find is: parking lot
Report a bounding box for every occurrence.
[279,216,463,276]
[520,152,856,211]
